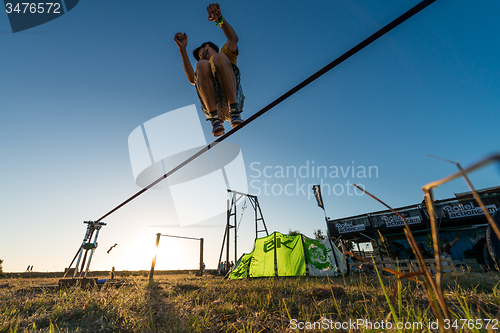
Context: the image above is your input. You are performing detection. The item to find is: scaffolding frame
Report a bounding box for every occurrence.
[218,190,269,271]
[62,220,106,279]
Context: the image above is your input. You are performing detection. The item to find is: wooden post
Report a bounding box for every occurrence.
[356,238,362,258]
[372,238,384,261]
[149,233,161,281]
[199,238,204,276]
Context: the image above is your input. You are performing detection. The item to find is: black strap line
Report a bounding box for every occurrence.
[96,0,436,222]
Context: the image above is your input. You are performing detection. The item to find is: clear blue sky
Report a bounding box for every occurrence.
[1,0,499,272]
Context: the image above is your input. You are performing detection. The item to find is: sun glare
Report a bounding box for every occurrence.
[114,233,158,271]
[112,232,201,271]
[155,236,200,271]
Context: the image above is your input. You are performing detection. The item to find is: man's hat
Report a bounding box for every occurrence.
[193,41,219,61]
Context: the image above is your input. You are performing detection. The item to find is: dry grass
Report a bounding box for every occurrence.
[2,155,499,332]
[343,154,500,333]
[1,272,499,332]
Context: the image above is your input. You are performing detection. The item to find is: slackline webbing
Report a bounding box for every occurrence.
[96,0,436,222]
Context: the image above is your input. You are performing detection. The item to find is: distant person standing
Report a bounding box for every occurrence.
[174,3,245,137]
[442,234,461,258]
[218,262,224,275]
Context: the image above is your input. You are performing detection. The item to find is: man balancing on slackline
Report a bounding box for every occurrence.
[174,3,244,137]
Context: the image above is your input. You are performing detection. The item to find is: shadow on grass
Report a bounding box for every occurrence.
[146,281,186,333]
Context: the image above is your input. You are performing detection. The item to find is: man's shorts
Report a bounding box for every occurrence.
[195,62,245,121]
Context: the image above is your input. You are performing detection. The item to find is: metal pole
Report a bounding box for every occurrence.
[254,197,258,238]
[234,196,237,265]
[84,227,101,278]
[72,247,84,278]
[218,227,227,271]
[159,234,202,241]
[255,197,269,236]
[62,247,82,278]
[73,225,93,278]
[326,229,340,272]
[77,230,95,278]
[78,249,89,278]
[226,204,230,272]
[199,238,204,276]
[149,233,161,281]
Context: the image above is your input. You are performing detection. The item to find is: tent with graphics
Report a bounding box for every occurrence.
[229,231,347,279]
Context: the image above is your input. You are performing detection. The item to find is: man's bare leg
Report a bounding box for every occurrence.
[196,60,217,114]
[212,53,243,128]
[196,59,224,136]
[212,53,237,105]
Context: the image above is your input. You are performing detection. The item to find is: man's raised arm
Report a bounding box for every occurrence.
[207,3,239,53]
[174,32,196,85]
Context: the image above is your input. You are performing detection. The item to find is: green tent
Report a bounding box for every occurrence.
[229,231,347,279]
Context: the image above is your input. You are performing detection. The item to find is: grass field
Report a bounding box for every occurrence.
[1,271,499,332]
